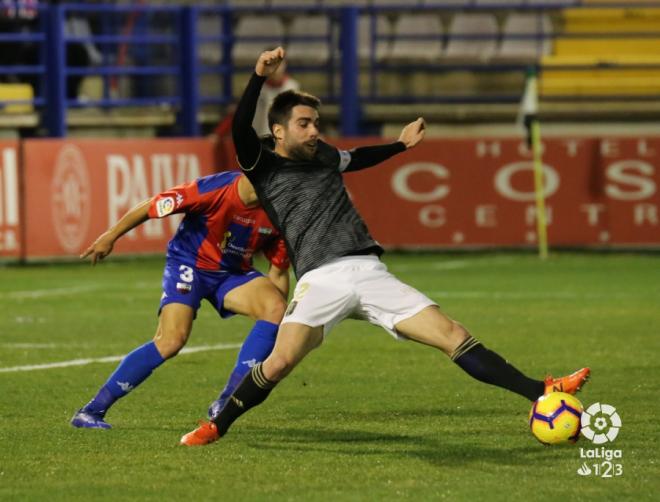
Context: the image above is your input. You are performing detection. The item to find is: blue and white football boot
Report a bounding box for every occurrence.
[70,409,112,429]
[207,399,227,421]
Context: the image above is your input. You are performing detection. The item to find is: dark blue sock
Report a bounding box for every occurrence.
[216,320,278,404]
[83,341,165,415]
[452,336,544,401]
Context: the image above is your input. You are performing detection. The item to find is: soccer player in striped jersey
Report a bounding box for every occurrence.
[181,48,589,446]
[71,171,290,429]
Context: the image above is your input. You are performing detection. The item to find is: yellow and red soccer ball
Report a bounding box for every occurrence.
[529,392,583,445]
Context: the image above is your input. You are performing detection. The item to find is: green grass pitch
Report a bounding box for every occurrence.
[1,253,658,500]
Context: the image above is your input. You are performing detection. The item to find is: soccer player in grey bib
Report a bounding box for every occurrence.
[181,48,590,446]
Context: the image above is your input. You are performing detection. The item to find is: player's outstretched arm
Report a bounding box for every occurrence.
[341,117,426,173]
[232,47,285,171]
[80,198,151,265]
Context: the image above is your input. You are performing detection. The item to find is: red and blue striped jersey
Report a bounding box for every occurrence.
[147,171,289,273]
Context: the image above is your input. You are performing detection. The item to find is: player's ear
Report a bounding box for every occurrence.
[272,123,284,142]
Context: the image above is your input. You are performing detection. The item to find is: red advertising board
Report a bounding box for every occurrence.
[15,136,660,261]
[22,139,215,259]
[337,137,660,248]
[0,140,20,259]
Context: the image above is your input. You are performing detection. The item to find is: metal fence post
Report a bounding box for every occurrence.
[45,3,66,137]
[179,6,200,136]
[339,6,360,136]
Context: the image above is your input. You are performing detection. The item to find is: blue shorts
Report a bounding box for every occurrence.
[159,259,263,318]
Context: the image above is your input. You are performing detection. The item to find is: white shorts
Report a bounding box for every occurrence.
[283,255,437,339]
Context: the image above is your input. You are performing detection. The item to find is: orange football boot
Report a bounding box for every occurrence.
[180,420,220,446]
[544,367,591,395]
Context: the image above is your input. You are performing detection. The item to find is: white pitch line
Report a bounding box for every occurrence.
[0,285,100,300]
[2,343,59,349]
[178,343,241,355]
[0,342,242,373]
[428,291,573,300]
[428,291,623,300]
[0,281,158,301]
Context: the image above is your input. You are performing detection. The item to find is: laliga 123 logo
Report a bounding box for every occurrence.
[581,402,621,444]
[576,402,623,478]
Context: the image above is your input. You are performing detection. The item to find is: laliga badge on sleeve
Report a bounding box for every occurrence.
[156,197,175,217]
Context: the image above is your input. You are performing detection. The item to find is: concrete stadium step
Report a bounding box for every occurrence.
[563,7,660,32]
[554,38,660,57]
[541,74,660,96]
[542,55,660,66]
[555,7,660,57]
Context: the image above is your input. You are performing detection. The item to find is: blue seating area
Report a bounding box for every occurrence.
[0,1,659,136]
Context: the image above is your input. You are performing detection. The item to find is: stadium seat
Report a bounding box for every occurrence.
[323,0,370,6]
[443,13,498,62]
[540,67,660,96]
[389,14,443,62]
[474,0,526,5]
[542,6,660,97]
[232,15,286,64]
[286,15,332,64]
[226,0,269,6]
[0,84,34,114]
[372,0,422,6]
[198,14,223,65]
[581,0,658,3]
[422,0,471,6]
[553,8,660,57]
[269,0,320,7]
[526,0,576,5]
[358,14,392,62]
[494,13,552,62]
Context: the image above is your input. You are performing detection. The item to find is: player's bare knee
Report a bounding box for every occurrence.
[154,326,189,359]
[263,352,296,381]
[446,321,470,355]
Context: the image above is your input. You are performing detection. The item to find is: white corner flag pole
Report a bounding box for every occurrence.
[519,67,548,260]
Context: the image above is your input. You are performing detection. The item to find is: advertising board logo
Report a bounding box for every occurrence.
[52,144,91,253]
[494,161,560,201]
[391,162,450,203]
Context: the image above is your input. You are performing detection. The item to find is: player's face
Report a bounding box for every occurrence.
[282,105,320,161]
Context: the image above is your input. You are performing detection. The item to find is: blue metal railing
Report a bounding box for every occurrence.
[180,6,200,136]
[45,3,65,136]
[1,1,660,136]
[59,4,183,135]
[340,7,360,136]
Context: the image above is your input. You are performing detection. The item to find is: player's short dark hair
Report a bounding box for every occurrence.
[268,90,321,133]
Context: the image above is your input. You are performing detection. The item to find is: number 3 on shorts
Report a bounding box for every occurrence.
[179,265,194,283]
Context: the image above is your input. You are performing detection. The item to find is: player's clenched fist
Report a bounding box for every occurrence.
[255,47,285,78]
[398,117,426,149]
